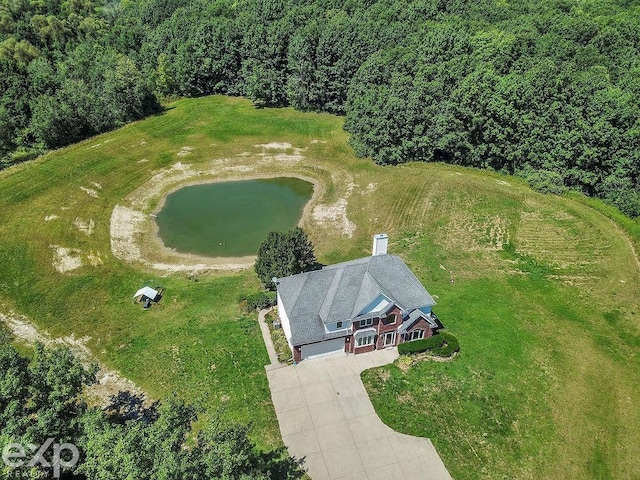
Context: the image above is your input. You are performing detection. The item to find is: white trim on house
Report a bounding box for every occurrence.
[410,329,425,341]
[324,320,352,334]
[357,293,393,317]
[354,327,376,337]
[354,328,376,348]
[358,318,374,327]
[382,331,396,347]
[277,291,293,349]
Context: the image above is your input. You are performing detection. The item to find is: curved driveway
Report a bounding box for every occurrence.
[265,349,452,480]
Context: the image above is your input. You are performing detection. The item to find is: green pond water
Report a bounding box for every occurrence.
[156,177,314,257]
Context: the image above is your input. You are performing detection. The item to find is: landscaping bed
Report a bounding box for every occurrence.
[265,310,292,364]
[398,332,460,358]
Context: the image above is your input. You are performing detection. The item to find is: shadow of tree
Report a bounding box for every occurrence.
[263,447,307,479]
[104,390,160,424]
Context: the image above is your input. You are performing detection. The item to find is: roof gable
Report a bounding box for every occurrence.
[277,254,436,345]
[356,293,393,317]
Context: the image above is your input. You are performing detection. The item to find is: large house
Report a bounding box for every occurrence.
[276,234,442,362]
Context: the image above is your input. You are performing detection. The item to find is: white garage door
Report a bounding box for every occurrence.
[301,338,345,360]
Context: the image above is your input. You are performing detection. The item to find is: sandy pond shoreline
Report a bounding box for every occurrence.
[110,157,329,275]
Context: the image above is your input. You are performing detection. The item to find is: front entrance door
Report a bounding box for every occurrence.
[383,331,396,347]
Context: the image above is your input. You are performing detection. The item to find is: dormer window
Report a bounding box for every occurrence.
[359,318,373,327]
[336,321,343,328]
[383,314,396,325]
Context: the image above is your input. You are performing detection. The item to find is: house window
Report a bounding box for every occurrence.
[336,321,343,328]
[356,334,375,347]
[383,331,396,347]
[359,318,373,327]
[383,314,396,325]
[411,330,425,341]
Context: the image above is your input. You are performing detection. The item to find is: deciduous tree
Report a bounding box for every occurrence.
[255,227,318,289]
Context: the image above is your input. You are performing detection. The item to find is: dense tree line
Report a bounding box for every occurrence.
[0,0,159,163]
[0,336,301,479]
[2,0,640,215]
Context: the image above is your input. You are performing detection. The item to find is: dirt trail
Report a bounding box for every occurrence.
[0,311,145,407]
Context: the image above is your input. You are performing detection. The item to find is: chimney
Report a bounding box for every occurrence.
[372,233,388,256]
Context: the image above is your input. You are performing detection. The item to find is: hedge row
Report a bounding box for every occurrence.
[398,332,460,357]
[240,291,277,311]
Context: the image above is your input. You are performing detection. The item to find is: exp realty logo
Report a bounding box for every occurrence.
[2,438,79,478]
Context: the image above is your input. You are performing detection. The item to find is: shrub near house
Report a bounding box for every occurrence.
[398,332,460,357]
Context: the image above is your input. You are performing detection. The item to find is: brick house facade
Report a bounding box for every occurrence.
[290,306,439,363]
[344,305,438,356]
[276,235,442,362]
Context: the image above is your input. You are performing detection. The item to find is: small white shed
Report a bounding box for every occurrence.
[133,286,159,302]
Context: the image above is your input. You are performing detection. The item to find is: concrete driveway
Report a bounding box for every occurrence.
[266,350,452,480]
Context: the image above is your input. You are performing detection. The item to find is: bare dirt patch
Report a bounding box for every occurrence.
[86,251,103,266]
[110,205,146,262]
[254,142,292,149]
[44,214,58,222]
[80,186,100,198]
[253,142,306,162]
[51,245,83,273]
[271,152,305,162]
[225,165,254,173]
[128,161,196,211]
[0,311,144,407]
[87,139,112,150]
[73,217,95,236]
[312,198,355,238]
[149,259,254,273]
[310,172,356,237]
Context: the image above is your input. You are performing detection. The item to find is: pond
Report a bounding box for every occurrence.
[155,177,314,257]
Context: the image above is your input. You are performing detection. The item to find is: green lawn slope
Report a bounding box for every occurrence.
[0,96,639,478]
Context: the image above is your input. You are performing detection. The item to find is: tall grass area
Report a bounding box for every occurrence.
[361,176,640,479]
[0,96,639,478]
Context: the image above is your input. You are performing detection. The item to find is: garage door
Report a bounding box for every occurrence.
[301,338,345,360]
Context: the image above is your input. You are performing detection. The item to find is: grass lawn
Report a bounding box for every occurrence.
[0,95,639,477]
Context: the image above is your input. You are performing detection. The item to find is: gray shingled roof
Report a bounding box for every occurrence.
[398,309,439,334]
[277,254,436,345]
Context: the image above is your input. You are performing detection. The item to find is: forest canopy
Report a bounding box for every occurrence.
[1,0,639,216]
[0,337,301,479]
